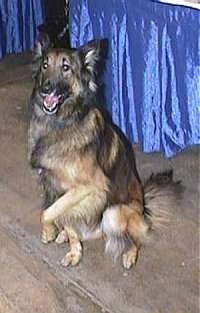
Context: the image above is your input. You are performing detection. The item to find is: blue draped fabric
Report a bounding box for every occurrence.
[70,0,200,157]
[0,0,44,58]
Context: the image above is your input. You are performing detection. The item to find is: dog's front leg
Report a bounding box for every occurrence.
[60,227,82,267]
[41,185,94,244]
[41,185,107,248]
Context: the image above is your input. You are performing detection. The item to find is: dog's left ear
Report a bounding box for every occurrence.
[79,39,105,74]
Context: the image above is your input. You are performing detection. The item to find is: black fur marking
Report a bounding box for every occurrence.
[30,137,47,169]
[39,168,64,208]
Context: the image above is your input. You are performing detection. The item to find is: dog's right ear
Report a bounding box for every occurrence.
[31,33,52,78]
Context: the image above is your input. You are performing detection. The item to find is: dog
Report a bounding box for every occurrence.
[28,37,182,269]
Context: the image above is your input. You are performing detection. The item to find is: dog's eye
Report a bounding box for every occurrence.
[43,61,48,70]
[63,64,69,72]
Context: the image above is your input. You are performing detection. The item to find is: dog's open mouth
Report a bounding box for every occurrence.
[42,92,63,115]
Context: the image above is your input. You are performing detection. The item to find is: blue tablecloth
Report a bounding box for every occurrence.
[70,0,200,157]
[0,0,44,58]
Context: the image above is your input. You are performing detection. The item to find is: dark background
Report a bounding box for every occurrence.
[38,0,70,48]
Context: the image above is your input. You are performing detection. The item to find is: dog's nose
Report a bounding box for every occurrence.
[41,80,52,94]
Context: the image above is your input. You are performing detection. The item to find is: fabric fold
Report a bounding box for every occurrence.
[70,0,199,157]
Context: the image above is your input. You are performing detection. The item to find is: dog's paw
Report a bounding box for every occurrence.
[55,230,68,244]
[122,249,138,269]
[41,224,58,244]
[61,249,82,267]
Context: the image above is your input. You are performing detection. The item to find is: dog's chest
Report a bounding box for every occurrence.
[53,154,97,190]
[29,114,108,192]
[47,150,108,194]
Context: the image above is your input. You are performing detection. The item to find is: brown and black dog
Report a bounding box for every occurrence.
[28,37,182,269]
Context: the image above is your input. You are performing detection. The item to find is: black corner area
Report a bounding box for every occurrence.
[38,0,70,48]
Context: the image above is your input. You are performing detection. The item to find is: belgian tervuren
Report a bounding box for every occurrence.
[28,37,182,269]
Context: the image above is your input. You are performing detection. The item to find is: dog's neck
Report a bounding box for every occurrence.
[56,95,91,124]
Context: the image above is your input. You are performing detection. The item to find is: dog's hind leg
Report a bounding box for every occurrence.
[102,202,149,269]
[61,227,82,267]
[122,207,148,269]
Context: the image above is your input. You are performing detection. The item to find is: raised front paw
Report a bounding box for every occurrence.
[41,223,58,244]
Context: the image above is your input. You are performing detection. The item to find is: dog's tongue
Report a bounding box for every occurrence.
[43,94,59,110]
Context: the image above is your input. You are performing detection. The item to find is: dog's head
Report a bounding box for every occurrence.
[32,34,106,116]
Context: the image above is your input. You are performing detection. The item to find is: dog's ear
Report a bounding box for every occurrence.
[79,39,105,74]
[31,33,52,78]
[34,32,52,57]
[77,39,108,92]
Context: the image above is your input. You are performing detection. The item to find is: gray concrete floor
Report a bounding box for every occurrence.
[0,52,199,313]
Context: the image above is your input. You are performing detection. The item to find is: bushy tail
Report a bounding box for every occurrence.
[143,170,183,229]
[103,169,183,260]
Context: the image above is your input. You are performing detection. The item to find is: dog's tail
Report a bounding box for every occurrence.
[103,170,183,260]
[143,169,183,229]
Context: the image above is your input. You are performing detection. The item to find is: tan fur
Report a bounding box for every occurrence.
[106,131,120,169]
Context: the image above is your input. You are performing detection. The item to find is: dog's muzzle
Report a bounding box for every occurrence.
[41,91,64,115]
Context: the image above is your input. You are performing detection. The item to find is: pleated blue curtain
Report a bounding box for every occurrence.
[69,0,200,157]
[0,0,44,58]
